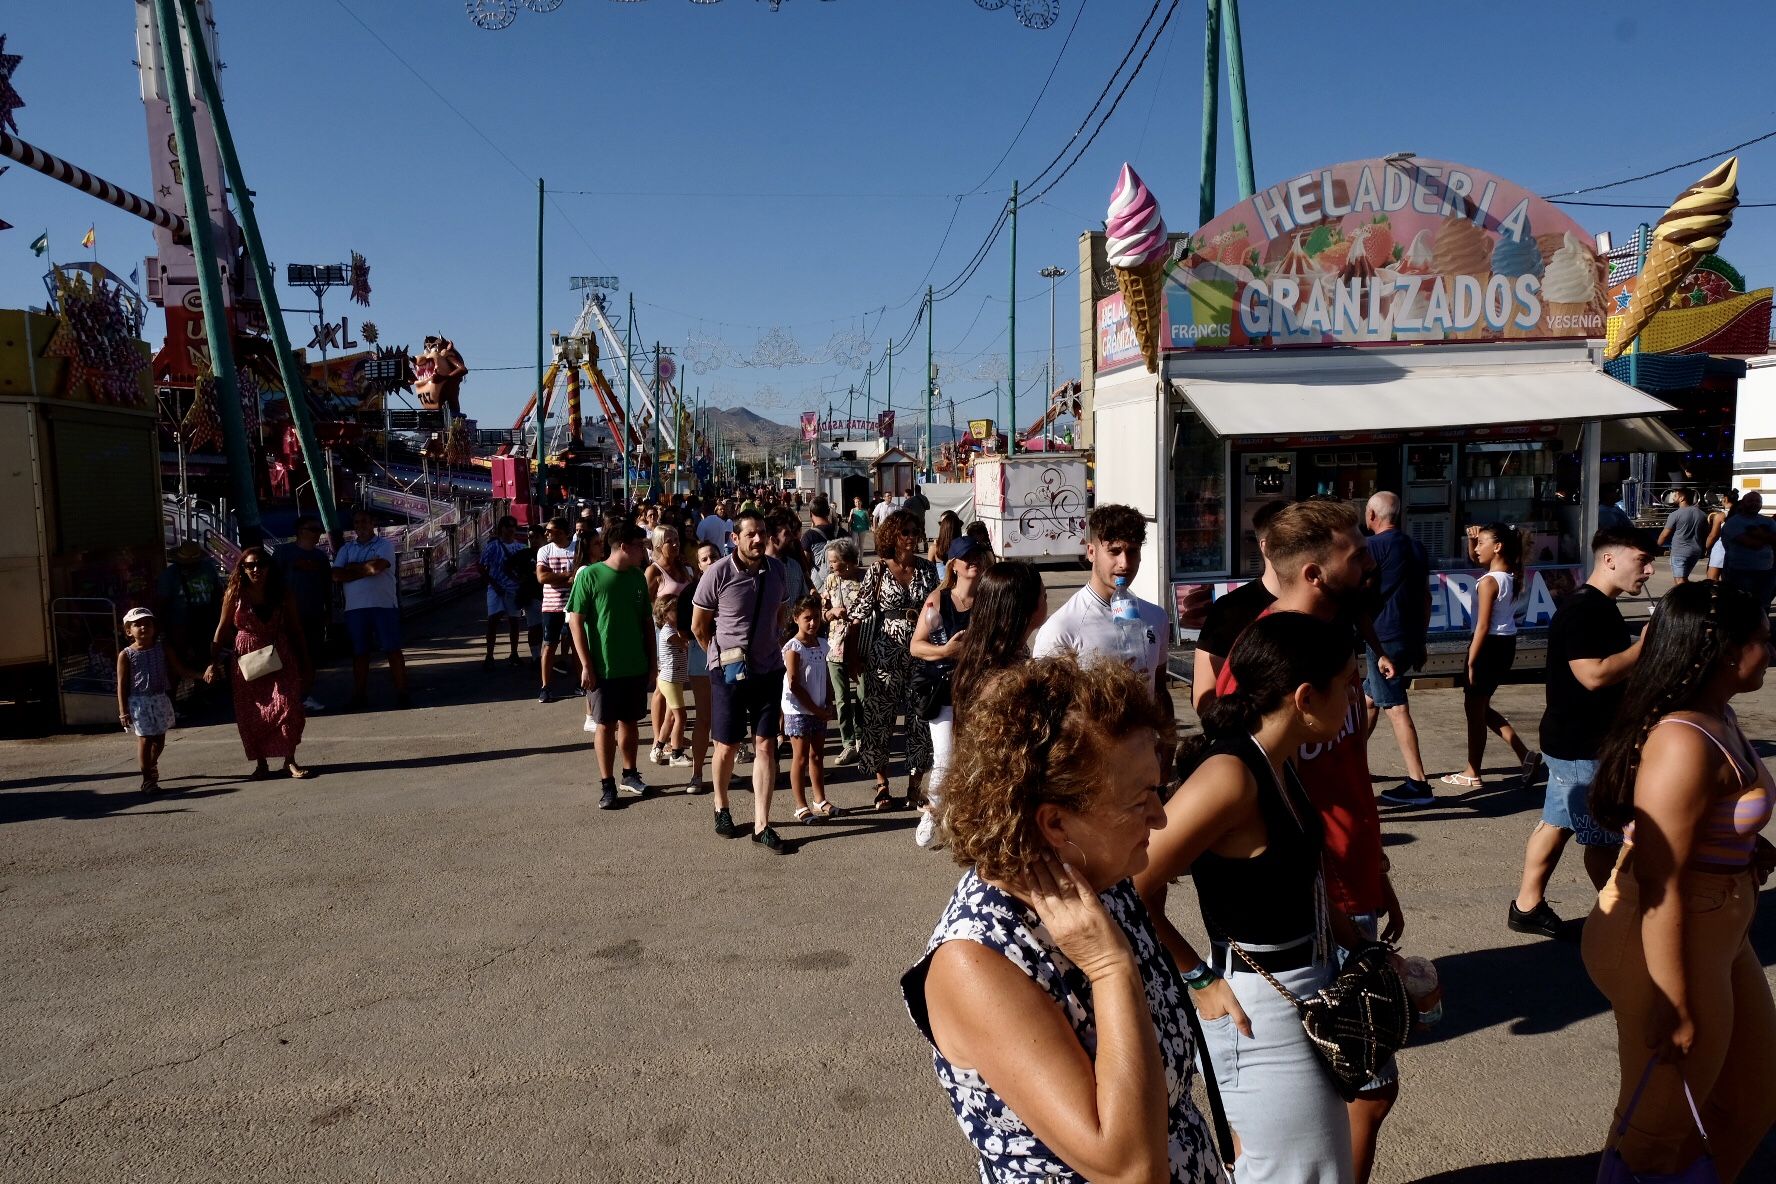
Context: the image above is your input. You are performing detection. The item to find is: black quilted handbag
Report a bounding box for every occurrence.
[1230,939,1414,1102]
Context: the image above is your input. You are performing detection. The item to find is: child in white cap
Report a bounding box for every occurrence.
[116,607,200,792]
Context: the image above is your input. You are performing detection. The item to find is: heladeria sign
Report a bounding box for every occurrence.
[1159,158,1610,352]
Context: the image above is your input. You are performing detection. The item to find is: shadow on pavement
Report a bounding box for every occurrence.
[1409,1154,1597,1183]
[0,783,241,826]
[317,742,586,775]
[790,814,921,849]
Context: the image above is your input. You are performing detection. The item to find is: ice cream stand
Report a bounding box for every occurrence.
[1088,157,1688,658]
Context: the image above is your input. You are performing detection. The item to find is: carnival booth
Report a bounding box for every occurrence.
[1089,157,1682,652]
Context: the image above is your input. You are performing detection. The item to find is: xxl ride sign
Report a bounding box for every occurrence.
[1106,158,1611,364]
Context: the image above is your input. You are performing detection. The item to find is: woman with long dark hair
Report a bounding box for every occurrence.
[848,508,938,811]
[1136,611,1364,1182]
[951,561,1048,718]
[207,546,310,780]
[908,536,991,848]
[927,510,964,570]
[1583,581,1776,1181]
[1444,523,1538,789]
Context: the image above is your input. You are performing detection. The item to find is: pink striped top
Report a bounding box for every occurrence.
[1655,712,1774,865]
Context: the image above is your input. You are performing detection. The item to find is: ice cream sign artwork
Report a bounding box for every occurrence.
[1124,158,1613,357]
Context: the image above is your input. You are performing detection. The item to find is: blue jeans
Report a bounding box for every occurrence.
[1202,947,1355,1183]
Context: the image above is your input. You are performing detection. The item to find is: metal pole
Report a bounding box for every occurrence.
[925,286,934,481]
[887,338,894,419]
[1008,181,1019,457]
[1199,0,1221,226]
[1628,223,1651,390]
[1221,0,1256,199]
[624,293,634,495]
[0,130,190,239]
[651,342,661,499]
[149,0,261,542]
[176,0,337,533]
[536,177,547,512]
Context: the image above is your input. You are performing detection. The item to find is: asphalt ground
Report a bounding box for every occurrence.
[3,564,1774,1182]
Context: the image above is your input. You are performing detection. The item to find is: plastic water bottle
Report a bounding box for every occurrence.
[1111,576,1146,667]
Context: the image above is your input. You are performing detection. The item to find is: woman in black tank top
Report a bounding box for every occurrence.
[1134,611,1363,1183]
[909,538,989,848]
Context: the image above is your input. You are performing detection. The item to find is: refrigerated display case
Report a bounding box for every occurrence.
[1234,451,1295,575]
[1461,441,1562,563]
[1403,443,1458,566]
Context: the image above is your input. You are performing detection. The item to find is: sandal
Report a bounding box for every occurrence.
[812,798,839,819]
[285,763,312,780]
[873,786,896,812]
[1439,772,1483,788]
[794,805,819,825]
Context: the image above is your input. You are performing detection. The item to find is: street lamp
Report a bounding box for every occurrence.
[1040,266,1068,452]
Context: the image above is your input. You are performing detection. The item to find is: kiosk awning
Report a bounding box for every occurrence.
[1168,342,1675,441]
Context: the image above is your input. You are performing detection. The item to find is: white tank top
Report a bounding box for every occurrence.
[1481,570,1517,636]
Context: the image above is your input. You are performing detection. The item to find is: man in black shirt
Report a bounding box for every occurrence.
[1509,526,1651,938]
[1191,499,1287,711]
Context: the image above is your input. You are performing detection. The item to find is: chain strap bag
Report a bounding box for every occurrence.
[1227,739,1414,1102]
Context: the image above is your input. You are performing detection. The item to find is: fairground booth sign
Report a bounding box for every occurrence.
[1088,156,1674,652]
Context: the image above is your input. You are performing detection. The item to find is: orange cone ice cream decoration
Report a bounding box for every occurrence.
[1106,164,1170,372]
[1604,157,1739,361]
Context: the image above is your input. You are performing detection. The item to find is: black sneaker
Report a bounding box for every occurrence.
[1508,899,1564,939]
[713,807,735,836]
[1380,779,1435,806]
[752,825,786,854]
[538,688,556,704]
[598,783,619,810]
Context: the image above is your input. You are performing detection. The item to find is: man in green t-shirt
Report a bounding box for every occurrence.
[567,522,656,810]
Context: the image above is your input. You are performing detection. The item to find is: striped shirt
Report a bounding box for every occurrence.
[656,623,689,685]
[538,542,576,613]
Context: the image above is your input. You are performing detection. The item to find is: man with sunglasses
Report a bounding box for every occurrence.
[332,507,410,710]
[276,515,332,712]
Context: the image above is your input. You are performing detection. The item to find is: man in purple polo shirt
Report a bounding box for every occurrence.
[692,508,789,854]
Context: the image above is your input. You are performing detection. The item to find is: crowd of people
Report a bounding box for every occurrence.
[114,480,1776,1181]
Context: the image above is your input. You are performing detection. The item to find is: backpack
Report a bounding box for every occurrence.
[806,524,834,589]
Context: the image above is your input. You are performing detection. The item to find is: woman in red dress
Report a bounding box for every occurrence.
[208,546,311,779]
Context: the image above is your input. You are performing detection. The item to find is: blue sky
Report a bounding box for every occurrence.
[5,0,1775,430]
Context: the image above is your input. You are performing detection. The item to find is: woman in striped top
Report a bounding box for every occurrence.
[1584,581,1776,1182]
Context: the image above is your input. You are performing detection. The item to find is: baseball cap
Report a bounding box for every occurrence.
[123,606,155,624]
[947,537,991,563]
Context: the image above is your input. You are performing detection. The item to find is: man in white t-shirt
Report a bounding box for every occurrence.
[535,515,580,703]
[332,507,409,710]
[696,497,735,555]
[870,495,896,529]
[1032,503,1172,720]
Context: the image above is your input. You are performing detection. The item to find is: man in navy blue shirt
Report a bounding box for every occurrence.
[1364,492,1433,805]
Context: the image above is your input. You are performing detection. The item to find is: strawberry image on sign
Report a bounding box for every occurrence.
[1360,216,1395,269]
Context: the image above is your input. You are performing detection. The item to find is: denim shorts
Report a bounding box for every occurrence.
[542,611,567,645]
[1364,652,1409,710]
[784,713,826,740]
[1542,755,1622,846]
[344,606,401,655]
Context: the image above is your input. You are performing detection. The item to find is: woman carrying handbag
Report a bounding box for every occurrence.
[1584,581,1776,1183]
[208,546,310,780]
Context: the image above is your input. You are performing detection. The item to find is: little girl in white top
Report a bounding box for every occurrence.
[781,596,836,824]
[1445,523,1539,790]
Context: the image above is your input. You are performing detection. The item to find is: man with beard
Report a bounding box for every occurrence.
[1210,498,1405,1184]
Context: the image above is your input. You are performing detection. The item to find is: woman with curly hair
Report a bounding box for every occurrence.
[848,507,938,811]
[207,546,310,780]
[902,656,1225,1183]
[1583,581,1776,1182]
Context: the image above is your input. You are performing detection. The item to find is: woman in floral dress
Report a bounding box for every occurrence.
[209,546,310,780]
[847,509,938,811]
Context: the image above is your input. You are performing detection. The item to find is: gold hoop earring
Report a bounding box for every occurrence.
[1057,838,1090,879]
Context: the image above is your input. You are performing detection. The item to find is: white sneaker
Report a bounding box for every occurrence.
[668,749,692,767]
[915,809,938,849]
[582,716,597,734]
[649,745,667,766]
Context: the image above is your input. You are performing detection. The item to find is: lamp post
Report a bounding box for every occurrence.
[1040,265,1067,453]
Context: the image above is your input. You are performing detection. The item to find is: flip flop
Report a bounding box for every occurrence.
[1439,772,1483,788]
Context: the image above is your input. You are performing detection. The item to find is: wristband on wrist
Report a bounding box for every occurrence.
[1181,961,1220,990]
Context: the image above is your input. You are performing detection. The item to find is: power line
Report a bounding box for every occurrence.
[1553,198,1776,209]
[961,0,1090,196]
[1027,0,1180,206]
[1022,0,1166,192]
[1544,129,1776,197]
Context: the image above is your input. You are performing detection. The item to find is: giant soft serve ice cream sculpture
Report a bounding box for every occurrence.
[1604,157,1740,361]
[1107,164,1170,372]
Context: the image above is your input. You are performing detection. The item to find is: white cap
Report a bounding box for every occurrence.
[123,606,155,624]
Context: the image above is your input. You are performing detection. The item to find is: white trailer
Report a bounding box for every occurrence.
[1733,355,1776,494]
[972,454,1089,562]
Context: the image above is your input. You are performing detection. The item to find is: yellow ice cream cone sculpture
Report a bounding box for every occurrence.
[1604,157,1739,361]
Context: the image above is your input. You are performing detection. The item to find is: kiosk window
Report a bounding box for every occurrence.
[1172,407,1226,575]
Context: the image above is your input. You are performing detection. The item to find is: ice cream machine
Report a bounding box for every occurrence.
[1237,452,1295,575]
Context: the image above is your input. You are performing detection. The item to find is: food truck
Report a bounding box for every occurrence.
[973,453,1089,562]
[1084,157,1682,658]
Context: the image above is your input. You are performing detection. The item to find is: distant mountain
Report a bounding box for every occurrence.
[703,407,804,461]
